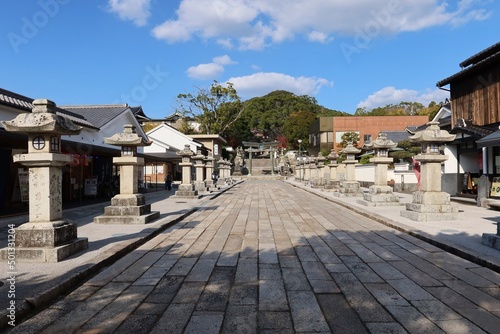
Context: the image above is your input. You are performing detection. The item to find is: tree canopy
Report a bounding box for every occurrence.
[176,81,244,136]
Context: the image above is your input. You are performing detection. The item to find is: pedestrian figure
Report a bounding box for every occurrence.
[165,172,172,191]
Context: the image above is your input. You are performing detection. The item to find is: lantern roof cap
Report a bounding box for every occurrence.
[340,142,361,154]
[409,121,455,143]
[104,124,152,147]
[177,144,194,156]
[364,132,397,150]
[1,98,82,135]
[327,149,338,159]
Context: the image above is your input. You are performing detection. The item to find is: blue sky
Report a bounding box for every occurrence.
[1,0,498,119]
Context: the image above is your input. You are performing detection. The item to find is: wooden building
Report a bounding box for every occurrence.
[437,41,500,198]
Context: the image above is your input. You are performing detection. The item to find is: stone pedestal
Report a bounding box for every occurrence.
[336,161,361,197]
[193,150,207,193]
[482,223,500,250]
[401,190,458,221]
[94,194,159,224]
[358,157,400,206]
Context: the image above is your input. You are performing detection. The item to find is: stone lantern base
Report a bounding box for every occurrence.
[174,184,200,199]
[94,194,159,224]
[0,220,88,262]
[401,191,458,221]
[334,181,362,197]
[357,185,401,207]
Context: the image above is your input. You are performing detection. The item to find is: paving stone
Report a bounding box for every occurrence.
[287,290,330,332]
[235,257,258,284]
[196,267,235,311]
[347,243,383,263]
[153,254,180,269]
[451,307,500,334]
[229,285,258,305]
[167,257,198,276]
[282,267,311,291]
[309,279,340,293]
[434,318,486,334]
[332,272,394,322]
[222,305,257,334]
[364,283,409,307]
[78,285,154,333]
[442,279,500,312]
[40,282,130,333]
[278,255,301,268]
[149,303,195,334]
[7,308,66,334]
[387,278,435,301]
[172,281,206,304]
[184,311,224,334]
[114,314,158,334]
[145,275,184,304]
[85,251,144,286]
[390,260,443,287]
[365,322,407,334]
[113,252,164,283]
[133,302,169,315]
[186,258,217,282]
[301,261,331,280]
[317,293,368,334]
[295,245,320,262]
[259,263,282,279]
[345,261,384,283]
[324,262,351,273]
[259,279,288,311]
[386,305,445,333]
[368,262,407,280]
[412,300,462,321]
[258,311,294,331]
[470,267,500,286]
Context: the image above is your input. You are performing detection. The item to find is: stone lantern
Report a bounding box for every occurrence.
[175,144,199,198]
[324,149,340,191]
[401,121,458,221]
[358,132,400,206]
[94,124,159,224]
[204,153,216,191]
[0,99,88,262]
[193,149,207,193]
[312,153,326,188]
[336,142,361,197]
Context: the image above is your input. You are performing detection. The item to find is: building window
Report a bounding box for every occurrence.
[364,134,372,143]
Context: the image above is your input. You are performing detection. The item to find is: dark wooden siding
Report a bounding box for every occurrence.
[450,63,500,126]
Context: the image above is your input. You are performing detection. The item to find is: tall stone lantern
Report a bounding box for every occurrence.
[337,142,361,197]
[0,99,88,262]
[401,122,458,221]
[204,153,216,191]
[193,149,207,193]
[358,132,400,206]
[324,149,340,191]
[94,124,159,224]
[312,153,326,188]
[175,144,199,198]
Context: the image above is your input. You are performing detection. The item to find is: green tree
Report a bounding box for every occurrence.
[282,109,317,150]
[337,132,360,150]
[390,139,421,163]
[176,81,244,135]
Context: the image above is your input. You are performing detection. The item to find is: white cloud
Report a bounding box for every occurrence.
[107,0,151,26]
[357,86,450,110]
[186,55,237,80]
[151,0,491,49]
[227,72,332,98]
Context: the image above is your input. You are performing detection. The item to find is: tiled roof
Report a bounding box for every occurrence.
[0,88,98,129]
[60,104,131,128]
[451,118,496,138]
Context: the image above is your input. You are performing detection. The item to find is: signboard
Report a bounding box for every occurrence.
[490,177,500,198]
[84,178,97,196]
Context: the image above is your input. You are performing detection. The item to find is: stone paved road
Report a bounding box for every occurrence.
[7,180,500,333]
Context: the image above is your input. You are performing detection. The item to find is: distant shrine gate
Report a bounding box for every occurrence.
[242,141,280,176]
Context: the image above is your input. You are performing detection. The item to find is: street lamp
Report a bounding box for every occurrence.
[298,139,302,181]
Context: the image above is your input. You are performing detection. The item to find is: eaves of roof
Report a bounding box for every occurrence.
[450,118,496,139]
[437,47,500,87]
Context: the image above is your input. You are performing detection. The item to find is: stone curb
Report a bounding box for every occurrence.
[0,182,240,330]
